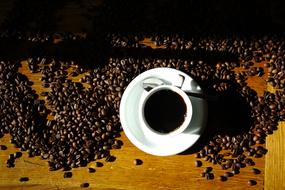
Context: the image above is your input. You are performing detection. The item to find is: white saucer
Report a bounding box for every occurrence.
[119,68,207,156]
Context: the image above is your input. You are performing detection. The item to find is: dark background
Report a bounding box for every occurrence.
[0,0,285,36]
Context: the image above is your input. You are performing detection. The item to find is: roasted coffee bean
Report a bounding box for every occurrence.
[220,164,226,170]
[219,176,227,182]
[88,168,96,173]
[231,169,240,175]
[80,183,89,188]
[19,177,29,182]
[0,145,7,150]
[63,172,72,178]
[205,173,214,180]
[6,160,15,168]
[223,172,233,178]
[253,153,262,158]
[248,180,257,186]
[105,155,116,162]
[95,162,104,167]
[8,154,15,160]
[195,160,202,167]
[203,155,210,161]
[133,159,143,166]
[42,83,50,88]
[14,152,22,159]
[70,71,78,77]
[251,168,261,174]
[204,167,212,173]
[195,153,200,158]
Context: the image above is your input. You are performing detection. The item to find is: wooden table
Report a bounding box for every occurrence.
[0,39,284,190]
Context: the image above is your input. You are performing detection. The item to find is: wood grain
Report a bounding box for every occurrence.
[265,122,285,190]
[0,40,280,190]
[0,132,265,190]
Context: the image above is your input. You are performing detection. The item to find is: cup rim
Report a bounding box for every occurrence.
[140,85,193,137]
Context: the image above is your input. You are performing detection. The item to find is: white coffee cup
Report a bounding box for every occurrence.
[139,84,193,138]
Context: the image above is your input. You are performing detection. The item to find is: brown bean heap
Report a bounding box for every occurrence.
[1,34,285,185]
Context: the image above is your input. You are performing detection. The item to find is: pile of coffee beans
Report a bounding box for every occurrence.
[1,33,285,186]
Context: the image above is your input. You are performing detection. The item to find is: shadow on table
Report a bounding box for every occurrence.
[180,81,253,155]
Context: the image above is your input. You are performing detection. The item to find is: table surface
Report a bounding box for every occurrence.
[0,39,284,190]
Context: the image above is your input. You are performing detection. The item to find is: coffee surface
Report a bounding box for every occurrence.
[144,89,187,133]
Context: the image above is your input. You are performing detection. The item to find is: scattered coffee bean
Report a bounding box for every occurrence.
[251,168,261,174]
[63,172,72,178]
[205,173,214,180]
[195,153,200,158]
[195,160,202,167]
[219,176,227,182]
[223,172,233,178]
[0,145,7,150]
[105,155,116,162]
[88,168,96,173]
[8,154,15,160]
[42,83,50,88]
[19,177,29,182]
[133,159,143,166]
[95,162,104,167]
[14,152,22,159]
[80,182,89,188]
[6,159,15,168]
[248,180,257,186]
[231,169,240,175]
[204,167,212,173]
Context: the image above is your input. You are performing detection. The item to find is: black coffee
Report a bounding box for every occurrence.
[144,89,187,134]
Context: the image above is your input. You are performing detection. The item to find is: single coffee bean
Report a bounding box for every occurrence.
[251,168,261,174]
[219,176,227,182]
[88,168,96,173]
[70,72,78,77]
[0,145,7,150]
[95,162,104,167]
[223,172,233,178]
[195,153,200,158]
[254,153,262,158]
[80,182,89,188]
[231,169,240,175]
[14,152,22,158]
[195,160,202,167]
[220,164,226,170]
[8,154,15,160]
[133,159,143,165]
[63,172,72,178]
[19,177,29,182]
[42,83,50,88]
[205,173,214,180]
[204,167,212,173]
[203,155,210,161]
[105,155,116,162]
[248,180,257,186]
